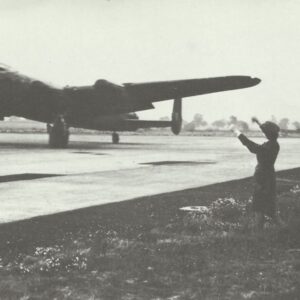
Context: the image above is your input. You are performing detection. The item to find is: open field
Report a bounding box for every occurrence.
[0,168,299,299]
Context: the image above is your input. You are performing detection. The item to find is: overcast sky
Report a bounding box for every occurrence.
[0,0,300,123]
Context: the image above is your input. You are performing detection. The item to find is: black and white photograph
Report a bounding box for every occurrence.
[0,0,300,299]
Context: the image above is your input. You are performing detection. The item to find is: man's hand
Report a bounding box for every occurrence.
[251,117,261,125]
[229,124,242,137]
[228,124,235,131]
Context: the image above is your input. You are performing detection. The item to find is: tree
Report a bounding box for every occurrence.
[212,119,227,129]
[229,115,238,125]
[293,121,300,132]
[278,118,289,130]
[193,114,207,127]
[183,114,207,131]
[183,122,196,132]
[226,116,249,131]
[237,120,249,131]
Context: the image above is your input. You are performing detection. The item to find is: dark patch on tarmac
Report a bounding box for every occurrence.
[0,173,63,183]
[72,151,108,156]
[140,160,216,166]
[0,141,157,150]
[0,142,48,149]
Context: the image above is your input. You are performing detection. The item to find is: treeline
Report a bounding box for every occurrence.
[160,114,300,132]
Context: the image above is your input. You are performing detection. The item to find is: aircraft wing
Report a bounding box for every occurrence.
[2,66,260,128]
[59,76,260,124]
[123,76,260,102]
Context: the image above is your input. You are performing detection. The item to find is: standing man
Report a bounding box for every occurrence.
[232,118,281,228]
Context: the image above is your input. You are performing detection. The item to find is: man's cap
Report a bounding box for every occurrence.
[260,121,280,135]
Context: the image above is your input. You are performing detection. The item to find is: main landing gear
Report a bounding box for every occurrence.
[112,132,119,144]
[47,115,69,148]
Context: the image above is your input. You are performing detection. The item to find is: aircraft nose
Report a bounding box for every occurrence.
[252,77,261,85]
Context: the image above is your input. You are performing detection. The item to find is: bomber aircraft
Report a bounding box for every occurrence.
[0,64,260,147]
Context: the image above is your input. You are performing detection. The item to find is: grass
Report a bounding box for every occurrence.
[0,169,300,299]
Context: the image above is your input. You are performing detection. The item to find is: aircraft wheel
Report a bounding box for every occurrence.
[112,132,119,144]
[49,129,69,148]
[48,118,69,148]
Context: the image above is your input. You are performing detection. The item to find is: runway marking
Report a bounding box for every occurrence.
[140,161,216,166]
[0,173,63,183]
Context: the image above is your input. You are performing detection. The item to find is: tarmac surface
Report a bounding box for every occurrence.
[0,133,299,223]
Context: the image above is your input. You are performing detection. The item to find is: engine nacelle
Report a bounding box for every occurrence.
[171,98,182,135]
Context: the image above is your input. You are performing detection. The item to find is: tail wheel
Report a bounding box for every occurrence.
[112,132,119,144]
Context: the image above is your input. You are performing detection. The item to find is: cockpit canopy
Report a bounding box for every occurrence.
[0,63,13,72]
[94,79,122,90]
[0,67,7,72]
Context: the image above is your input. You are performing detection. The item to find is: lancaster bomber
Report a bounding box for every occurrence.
[0,64,260,147]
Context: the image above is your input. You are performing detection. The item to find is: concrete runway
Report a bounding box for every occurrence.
[0,133,300,223]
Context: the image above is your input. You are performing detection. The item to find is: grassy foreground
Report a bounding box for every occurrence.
[0,169,300,299]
